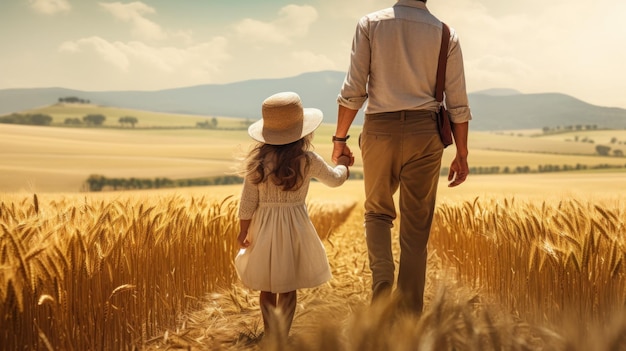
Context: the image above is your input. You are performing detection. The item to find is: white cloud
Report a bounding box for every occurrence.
[319,0,389,19]
[276,5,318,37]
[465,55,534,92]
[59,37,131,70]
[29,0,71,15]
[99,2,166,41]
[235,5,318,44]
[58,36,230,83]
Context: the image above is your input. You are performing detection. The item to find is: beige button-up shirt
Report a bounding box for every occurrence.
[337,0,472,124]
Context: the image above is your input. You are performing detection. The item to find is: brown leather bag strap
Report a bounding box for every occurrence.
[435,23,450,103]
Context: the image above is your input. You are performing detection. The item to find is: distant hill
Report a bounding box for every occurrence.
[472,88,522,96]
[0,71,347,122]
[2,70,626,130]
[469,92,626,130]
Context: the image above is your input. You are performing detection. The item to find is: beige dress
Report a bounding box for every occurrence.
[235,151,348,293]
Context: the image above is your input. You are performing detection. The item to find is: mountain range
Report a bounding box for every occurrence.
[1,70,625,130]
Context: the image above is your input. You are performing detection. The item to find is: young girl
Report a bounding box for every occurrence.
[234,91,352,338]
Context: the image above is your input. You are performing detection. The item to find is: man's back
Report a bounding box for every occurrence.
[341,1,443,114]
[366,3,442,112]
[339,0,471,124]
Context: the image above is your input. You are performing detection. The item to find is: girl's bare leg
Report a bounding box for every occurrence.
[260,291,277,335]
[277,290,297,335]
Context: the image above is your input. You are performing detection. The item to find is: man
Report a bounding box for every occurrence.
[332,0,471,314]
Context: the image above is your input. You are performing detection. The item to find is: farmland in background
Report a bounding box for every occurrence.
[2,104,626,193]
[1,104,626,350]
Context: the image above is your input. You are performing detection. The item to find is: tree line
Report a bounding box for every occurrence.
[83,174,244,192]
[596,144,624,157]
[0,112,141,127]
[58,96,91,104]
[440,162,626,176]
[0,113,53,125]
[542,124,599,134]
[0,111,242,130]
[82,171,364,192]
[63,114,138,127]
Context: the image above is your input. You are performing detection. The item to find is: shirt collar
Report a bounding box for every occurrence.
[395,0,428,11]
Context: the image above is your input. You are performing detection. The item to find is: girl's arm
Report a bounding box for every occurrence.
[308,152,349,187]
[237,175,258,248]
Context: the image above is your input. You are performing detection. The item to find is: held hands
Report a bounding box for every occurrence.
[448,154,469,187]
[336,154,352,179]
[332,142,355,166]
[336,154,352,166]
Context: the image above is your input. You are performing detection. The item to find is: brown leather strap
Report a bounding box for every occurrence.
[435,23,450,103]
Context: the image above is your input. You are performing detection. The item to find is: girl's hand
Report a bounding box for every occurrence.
[336,155,351,179]
[336,154,351,166]
[238,231,250,248]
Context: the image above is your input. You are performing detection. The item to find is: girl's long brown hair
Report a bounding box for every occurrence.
[244,134,313,191]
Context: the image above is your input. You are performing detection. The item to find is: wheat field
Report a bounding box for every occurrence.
[1,178,625,350]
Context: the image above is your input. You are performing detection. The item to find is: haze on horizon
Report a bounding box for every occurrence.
[1,0,625,109]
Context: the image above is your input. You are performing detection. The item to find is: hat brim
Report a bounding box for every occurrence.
[248,108,323,145]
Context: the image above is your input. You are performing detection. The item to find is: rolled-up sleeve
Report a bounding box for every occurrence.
[337,16,370,111]
[238,176,259,220]
[445,28,472,124]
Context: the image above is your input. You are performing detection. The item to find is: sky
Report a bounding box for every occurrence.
[1,0,625,108]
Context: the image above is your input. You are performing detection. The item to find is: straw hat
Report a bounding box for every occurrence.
[248,92,323,145]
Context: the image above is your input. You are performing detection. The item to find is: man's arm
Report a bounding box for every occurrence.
[443,26,471,187]
[448,121,469,187]
[332,105,359,165]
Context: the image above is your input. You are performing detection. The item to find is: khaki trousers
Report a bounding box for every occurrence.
[360,110,443,313]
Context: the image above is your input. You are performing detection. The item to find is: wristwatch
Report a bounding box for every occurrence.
[332,135,350,143]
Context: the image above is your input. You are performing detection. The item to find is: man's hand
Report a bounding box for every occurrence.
[332,142,355,166]
[448,155,469,187]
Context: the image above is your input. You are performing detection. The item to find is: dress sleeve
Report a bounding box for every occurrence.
[308,152,348,188]
[238,175,259,220]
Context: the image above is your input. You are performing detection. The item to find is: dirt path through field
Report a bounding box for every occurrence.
[143,202,513,351]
